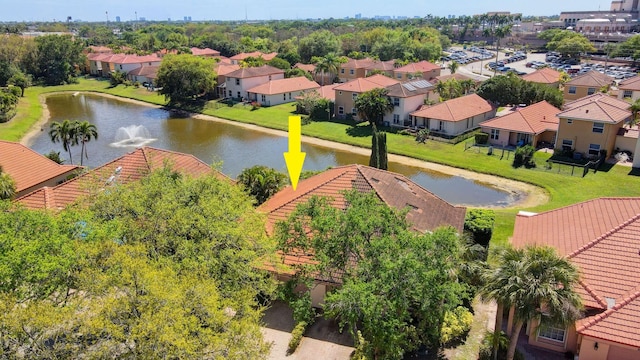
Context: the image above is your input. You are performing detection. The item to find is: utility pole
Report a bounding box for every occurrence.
[106,11,109,23]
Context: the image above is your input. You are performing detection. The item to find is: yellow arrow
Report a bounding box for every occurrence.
[284,116,306,191]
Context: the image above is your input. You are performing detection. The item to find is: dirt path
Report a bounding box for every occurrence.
[22,92,549,210]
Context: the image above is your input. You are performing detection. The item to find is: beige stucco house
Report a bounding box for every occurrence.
[409,94,496,136]
[555,93,631,158]
[617,75,640,102]
[563,71,614,102]
[224,65,285,101]
[246,77,320,106]
[383,80,435,128]
[333,74,399,120]
[393,60,441,81]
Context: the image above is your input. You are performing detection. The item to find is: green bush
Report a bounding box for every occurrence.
[464,209,495,247]
[440,306,474,346]
[513,145,536,168]
[398,129,413,136]
[475,132,489,145]
[287,321,308,354]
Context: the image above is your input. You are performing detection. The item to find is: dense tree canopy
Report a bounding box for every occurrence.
[539,30,596,58]
[275,190,466,359]
[476,73,563,108]
[32,34,84,85]
[611,34,640,61]
[155,54,217,105]
[298,30,342,63]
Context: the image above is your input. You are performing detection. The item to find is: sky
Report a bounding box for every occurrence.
[1,0,612,22]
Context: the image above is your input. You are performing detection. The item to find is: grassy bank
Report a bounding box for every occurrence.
[4,78,640,245]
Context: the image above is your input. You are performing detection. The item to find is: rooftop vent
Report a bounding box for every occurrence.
[605,297,616,309]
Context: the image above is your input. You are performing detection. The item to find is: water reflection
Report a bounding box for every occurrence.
[27,93,515,206]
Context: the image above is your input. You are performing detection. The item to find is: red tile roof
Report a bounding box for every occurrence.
[16,147,228,210]
[559,93,631,123]
[394,60,440,73]
[293,63,316,73]
[214,63,241,76]
[230,51,277,61]
[190,47,220,56]
[385,79,434,98]
[521,67,562,84]
[225,65,284,79]
[410,94,494,122]
[89,53,161,65]
[565,70,614,87]
[333,75,399,93]
[341,57,377,69]
[365,59,396,72]
[479,101,560,135]
[318,84,339,101]
[512,197,640,347]
[618,75,640,91]
[127,65,159,79]
[0,141,81,195]
[246,77,320,95]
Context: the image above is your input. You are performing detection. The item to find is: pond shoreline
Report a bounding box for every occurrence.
[22,91,549,210]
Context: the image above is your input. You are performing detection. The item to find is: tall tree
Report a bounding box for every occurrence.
[275,190,466,358]
[480,246,582,360]
[354,88,394,126]
[448,60,460,74]
[33,34,84,85]
[369,125,388,170]
[74,120,98,166]
[0,165,16,200]
[8,71,31,97]
[155,54,217,105]
[298,30,342,63]
[313,53,345,86]
[237,165,288,206]
[49,119,78,164]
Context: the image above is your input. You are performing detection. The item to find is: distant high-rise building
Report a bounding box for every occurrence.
[184,16,192,22]
[560,0,640,32]
[139,17,146,21]
[355,13,362,19]
[115,16,121,22]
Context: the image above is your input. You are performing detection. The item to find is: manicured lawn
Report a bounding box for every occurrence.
[5,77,640,245]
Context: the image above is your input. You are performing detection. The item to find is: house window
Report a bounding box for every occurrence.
[588,143,601,156]
[393,114,400,124]
[568,86,577,94]
[119,65,123,70]
[562,139,573,151]
[352,93,358,100]
[235,78,240,86]
[587,87,596,95]
[283,93,287,100]
[229,90,232,97]
[538,326,566,343]
[592,122,604,133]
[438,121,444,131]
[349,69,354,75]
[338,106,344,115]
[339,91,342,95]
[624,90,633,98]
[289,92,292,100]
[261,94,266,102]
[490,129,500,140]
[393,97,400,106]
[352,108,357,116]
[340,68,344,74]
[566,119,573,124]
[237,91,241,99]
[396,73,402,79]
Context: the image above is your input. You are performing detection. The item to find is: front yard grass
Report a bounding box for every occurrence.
[5,77,640,245]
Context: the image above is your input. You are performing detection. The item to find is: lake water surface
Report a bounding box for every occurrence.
[27,93,517,206]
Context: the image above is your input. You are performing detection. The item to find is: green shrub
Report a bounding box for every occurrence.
[440,306,474,345]
[513,145,536,168]
[475,132,489,145]
[287,321,308,354]
[398,129,412,136]
[464,209,495,247]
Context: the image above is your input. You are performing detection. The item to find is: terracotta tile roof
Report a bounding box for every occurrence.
[410,94,494,122]
[127,65,159,79]
[521,67,562,84]
[577,290,640,347]
[618,125,640,139]
[365,59,396,71]
[86,46,113,53]
[214,63,241,76]
[318,84,339,101]
[246,77,320,95]
[333,75,399,93]
[225,65,284,79]
[0,141,81,195]
[394,60,440,73]
[385,79,434,98]
[565,70,614,87]
[190,47,220,56]
[16,147,228,210]
[229,51,277,61]
[216,56,232,65]
[260,164,466,235]
[479,101,560,135]
[618,75,640,91]
[341,57,377,69]
[559,93,631,123]
[293,63,316,72]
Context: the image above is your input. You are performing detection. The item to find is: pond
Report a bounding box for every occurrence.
[27,93,517,207]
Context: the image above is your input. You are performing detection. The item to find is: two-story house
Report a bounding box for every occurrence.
[563,71,614,101]
[617,75,640,102]
[364,60,397,78]
[393,60,441,81]
[190,47,221,57]
[338,58,377,83]
[98,54,162,78]
[333,74,399,120]
[409,94,495,136]
[246,77,320,106]
[224,65,285,101]
[215,63,241,98]
[521,67,563,88]
[384,80,435,128]
[555,93,631,158]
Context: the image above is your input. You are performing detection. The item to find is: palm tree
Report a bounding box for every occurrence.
[480,246,582,360]
[0,166,16,200]
[448,60,460,74]
[49,119,79,164]
[484,25,512,74]
[237,165,287,205]
[74,120,98,166]
[314,53,344,86]
[460,79,475,95]
[354,88,394,126]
